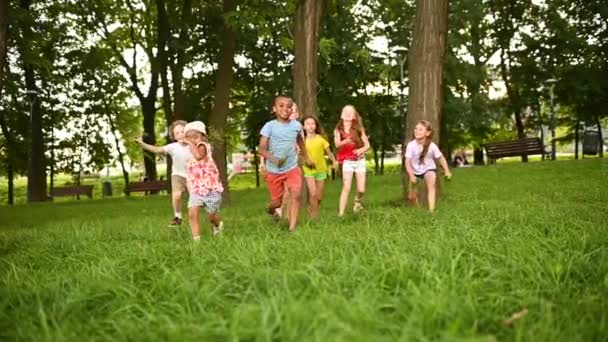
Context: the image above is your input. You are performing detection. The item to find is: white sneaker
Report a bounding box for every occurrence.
[213,221,224,236]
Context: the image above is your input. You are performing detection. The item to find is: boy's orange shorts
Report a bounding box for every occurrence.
[264,167,302,202]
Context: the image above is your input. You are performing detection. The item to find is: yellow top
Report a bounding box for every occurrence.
[303,135,329,174]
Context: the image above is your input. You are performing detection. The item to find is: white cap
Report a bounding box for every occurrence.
[184,121,207,135]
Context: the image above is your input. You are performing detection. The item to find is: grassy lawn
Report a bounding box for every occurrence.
[1,159,607,340]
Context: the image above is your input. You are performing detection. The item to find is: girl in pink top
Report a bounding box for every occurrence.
[184,121,224,241]
[405,120,452,213]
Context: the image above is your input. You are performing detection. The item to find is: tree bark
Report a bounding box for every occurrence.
[0,0,9,98]
[293,0,323,117]
[597,116,603,158]
[142,98,158,181]
[574,119,579,160]
[20,0,47,202]
[406,0,450,147]
[170,0,192,120]
[0,110,14,205]
[208,0,237,200]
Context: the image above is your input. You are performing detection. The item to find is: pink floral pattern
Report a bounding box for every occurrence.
[187,142,224,196]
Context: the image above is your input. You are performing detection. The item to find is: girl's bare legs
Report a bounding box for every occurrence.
[354,171,366,210]
[424,171,437,212]
[305,177,318,218]
[315,179,326,209]
[339,171,354,216]
[207,212,221,227]
[188,206,201,239]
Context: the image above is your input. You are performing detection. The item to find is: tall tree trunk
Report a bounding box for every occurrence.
[208,0,237,200]
[574,119,579,160]
[0,110,14,205]
[373,148,379,175]
[0,0,9,98]
[406,0,450,145]
[170,0,192,120]
[380,147,385,175]
[293,0,323,117]
[106,109,130,195]
[499,44,527,162]
[19,0,47,202]
[142,98,158,181]
[597,116,604,158]
[156,0,173,180]
[25,69,46,201]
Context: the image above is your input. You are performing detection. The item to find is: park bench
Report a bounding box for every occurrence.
[126,180,169,195]
[50,185,94,199]
[484,137,547,163]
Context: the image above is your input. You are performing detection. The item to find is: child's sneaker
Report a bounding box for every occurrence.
[212,221,224,236]
[168,217,182,227]
[353,200,364,213]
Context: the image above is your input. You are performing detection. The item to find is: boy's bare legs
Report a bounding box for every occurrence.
[288,188,302,231]
[339,172,354,216]
[172,190,183,218]
[424,171,437,212]
[189,206,201,240]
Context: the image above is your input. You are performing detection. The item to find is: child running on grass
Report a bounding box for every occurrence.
[302,115,338,218]
[259,95,313,232]
[405,120,452,213]
[183,121,224,240]
[135,120,191,227]
[334,105,370,217]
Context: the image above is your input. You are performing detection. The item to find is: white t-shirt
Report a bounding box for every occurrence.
[405,140,443,175]
[162,142,193,178]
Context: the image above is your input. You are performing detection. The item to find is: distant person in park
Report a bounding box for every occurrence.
[302,115,339,218]
[135,120,191,227]
[452,149,469,167]
[334,105,370,217]
[405,120,452,213]
[259,95,313,232]
[183,121,224,241]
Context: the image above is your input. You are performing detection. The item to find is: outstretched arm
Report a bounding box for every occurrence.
[135,138,165,154]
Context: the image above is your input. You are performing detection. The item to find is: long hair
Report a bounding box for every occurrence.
[417,120,433,163]
[168,120,187,141]
[335,105,365,148]
[302,115,327,139]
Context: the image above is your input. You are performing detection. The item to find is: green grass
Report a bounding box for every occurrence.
[1,159,607,341]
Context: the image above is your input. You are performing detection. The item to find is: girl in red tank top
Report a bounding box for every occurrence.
[334,105,370,217]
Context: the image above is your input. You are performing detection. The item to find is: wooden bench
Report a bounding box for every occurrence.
[126,180,169,195]
[484,137,547,163]
[50,185,94,199]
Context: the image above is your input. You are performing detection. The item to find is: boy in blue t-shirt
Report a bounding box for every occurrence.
[259,96,312,232]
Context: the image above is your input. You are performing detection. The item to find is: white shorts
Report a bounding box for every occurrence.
[342,159,366,173]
